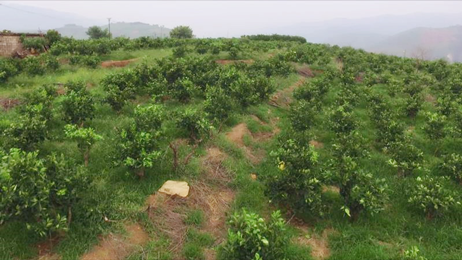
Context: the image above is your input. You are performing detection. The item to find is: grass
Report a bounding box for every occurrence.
[2,44,462,260]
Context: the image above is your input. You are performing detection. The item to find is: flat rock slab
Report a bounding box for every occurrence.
[158,180,190,198]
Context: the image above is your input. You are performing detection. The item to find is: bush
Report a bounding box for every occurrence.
[204,86,236,124]
[64,124,102,167]
[0,58,20,83]
[289,100,316,131]
[408,175,460,219]
[115,105,164,177]
[422,112,446,141]
[266,138,325,215]
[0,149,88,237]
[441,153,462,184]
[387,135,424,177]
[220,210,289,260]
[176,108,213,143]
[23,56,45,76]
[61,81,95,125]
[170,26,193,39]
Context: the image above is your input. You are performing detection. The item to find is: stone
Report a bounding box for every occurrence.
[158,180,190,197]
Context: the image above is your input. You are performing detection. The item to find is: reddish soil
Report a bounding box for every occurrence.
[215,59,254,65]
[293,225,336,260]
[309,140,324,149]
[80,223,149,260]
[101,59,137,68]
[269,76,306,108]
[297,67,315,78]
[37,235,62,260]
[147,147,235,258]
[0,98,21,111]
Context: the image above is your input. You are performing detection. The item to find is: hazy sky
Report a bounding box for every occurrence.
[6,1,462,37]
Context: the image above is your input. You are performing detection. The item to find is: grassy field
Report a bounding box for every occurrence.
[1,39,462,260]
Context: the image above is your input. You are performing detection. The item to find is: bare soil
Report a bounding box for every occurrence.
[80,223,149,260]
[101,59,137,68]
[269,77,305,108]
[309,140,324,149]
[215,59,254,65]
[147,147,235,259]
[293,225,335,260]
[0,98,21,111]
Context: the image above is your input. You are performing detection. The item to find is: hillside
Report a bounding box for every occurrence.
[0,3,97,32]
[55,22,171,39]
[370,26,462,62]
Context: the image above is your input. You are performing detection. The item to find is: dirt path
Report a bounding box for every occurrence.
[292,223,335,260]
[146,146,235,259]
[80,223,149,260]
[269,76,306,108]
[101,59,138,68]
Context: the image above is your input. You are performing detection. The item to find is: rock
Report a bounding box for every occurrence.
[158,180,190,198]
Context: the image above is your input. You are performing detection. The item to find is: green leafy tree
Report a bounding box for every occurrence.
[408,175,460,219]
[422,112,446,141]
[441,153,462,184]
[267,139,325,215]
[204,86,236,125]
[86,26,111,39]
[115,105,164,178]
[170,26,193,39]
[330,150,387,221]
[387,135,424,177]
[220,210,289,260]
[64,124,103,166]
[45,30,62,46]
[289,100,316,132]
[62,81,95,126]
[176,108,213,143]
[0,149,88,237]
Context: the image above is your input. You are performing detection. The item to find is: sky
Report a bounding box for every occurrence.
[4,1,462,37]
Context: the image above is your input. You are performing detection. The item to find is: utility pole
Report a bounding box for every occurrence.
[160,25,163,38]
[107,18,111,39]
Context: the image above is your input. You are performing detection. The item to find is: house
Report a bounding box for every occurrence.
[0,32,43,57]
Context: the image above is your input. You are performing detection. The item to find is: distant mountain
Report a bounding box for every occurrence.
[270,13,462,44]
[370,26,462,62]
[101,22,171,39]
[55,22,171,39]
[0,3,98,32]
[268,13,462,62]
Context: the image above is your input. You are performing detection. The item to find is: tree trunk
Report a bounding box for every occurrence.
[169,142,178,172]
[84,150,89,167]
[136,167,145,178]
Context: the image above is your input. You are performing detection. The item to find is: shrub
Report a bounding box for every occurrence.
[176,108,213,143]
[220,210,289,260]
[329,105,357,136]
[23,56,45,76]
[266,139,325,215]
[441,153,462,184]
[0,149,88,237]
[204,86,236,124]
[422,112,446,141]
[0,58,20,83]
[115,105,164,178]
[408,175,460,219]
[64,124,103,167]
[289,100,316,131]
[61,81,95,125]
[387,135,424,177]
[45,30,62,46]
[330,151,388,221]
[173,45,187,58]
[170,26,193,39]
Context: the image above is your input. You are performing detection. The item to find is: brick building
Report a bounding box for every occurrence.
[0,32,43,57]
